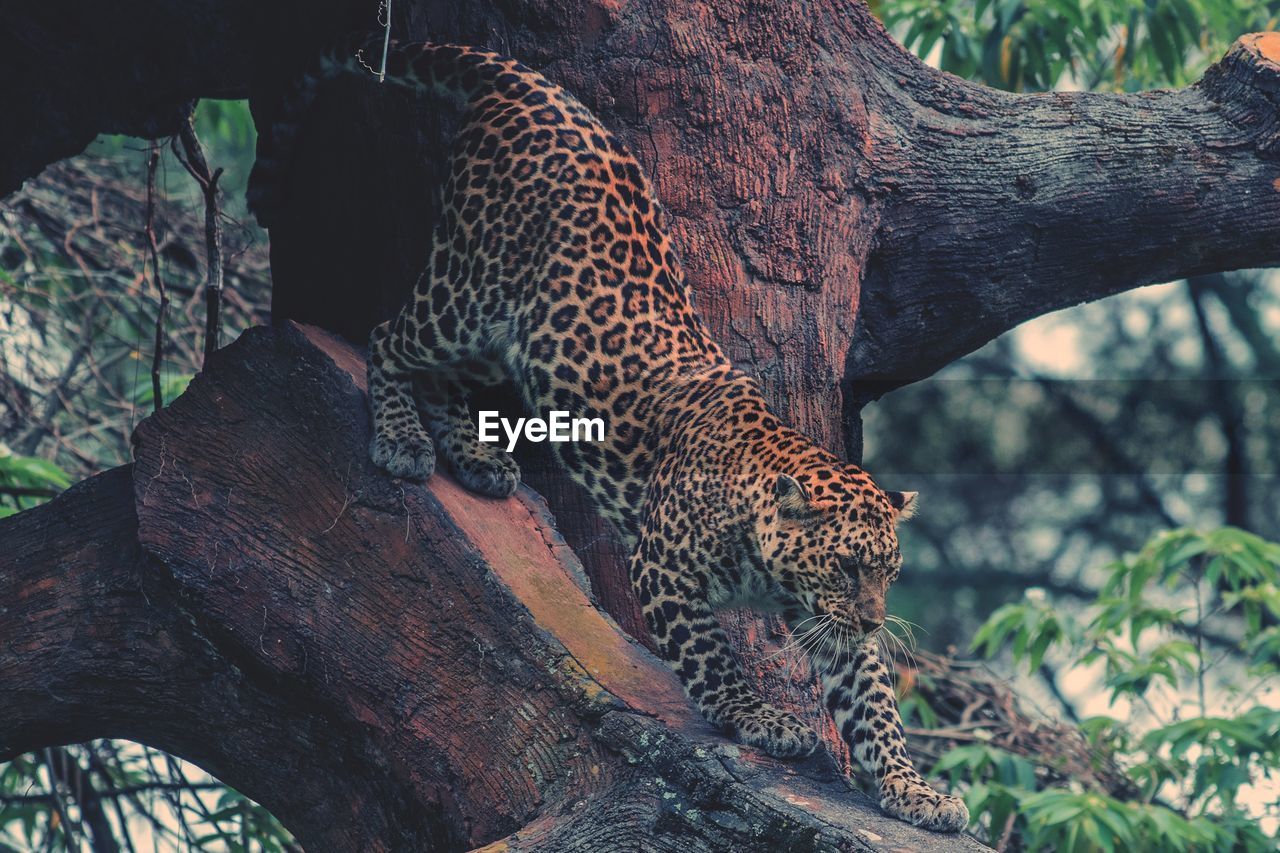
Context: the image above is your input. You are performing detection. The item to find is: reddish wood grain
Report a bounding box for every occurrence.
[1,323,992,851]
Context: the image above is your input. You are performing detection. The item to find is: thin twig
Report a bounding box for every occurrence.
[43,746,122,853]
[173,117,225,364]
[378,0,392,82]
[86,745,138,853]
[41,748,82,853]
[0,485,61,498]
[14,296,104,455]
[141,747,196,847]
[144,143,168,412]
[1038,661,1081,724]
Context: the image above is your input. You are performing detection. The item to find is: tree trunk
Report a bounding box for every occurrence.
[2,0,1278,846]
[0,323,988,852]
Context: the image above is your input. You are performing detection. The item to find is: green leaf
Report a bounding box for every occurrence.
[1147,15,1182,83]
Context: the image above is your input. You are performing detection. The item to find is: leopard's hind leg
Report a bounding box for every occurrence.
[415,367,521,498]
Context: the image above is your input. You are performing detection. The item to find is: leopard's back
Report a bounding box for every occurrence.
[361,42,727,535]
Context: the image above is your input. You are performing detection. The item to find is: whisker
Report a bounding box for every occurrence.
[899,627,918,672]
[885,614,926,633]
[795,614,834,640]
[885,617,916,650]
[874,630,891,674]
[889,631,905,673]
[817,620,845,665]
[760,640,801,664]
[794,619,834,660]
[833,622,852,664]
[880,622,916,676]
[761,614,832,664]
[883,614,907,633]
[814,617,834,666]
[877,630,898,678]
[773,623,832,682]
[884,615,920,650]
[789,612,827,632]
[884,616,925,654]
[791,620,835,673]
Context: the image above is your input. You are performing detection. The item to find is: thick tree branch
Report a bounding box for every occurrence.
[0,1,258,197]
[0,464,444,850]
[0,323,986,852]
[847,32,1280,396]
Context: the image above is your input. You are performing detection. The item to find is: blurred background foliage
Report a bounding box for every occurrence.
[1,2,1278,850]
[878,0,1280,90]
[863,0,1280,848]
[0,100,266,500]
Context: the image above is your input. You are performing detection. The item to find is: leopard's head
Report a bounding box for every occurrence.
[755,464,916,640]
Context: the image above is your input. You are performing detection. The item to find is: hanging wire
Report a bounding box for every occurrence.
[377,0,391,83]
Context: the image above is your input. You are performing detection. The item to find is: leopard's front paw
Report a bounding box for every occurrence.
[370,430,436,480]
[880,783,969,833]
[729,704,819,759]
[449,449,521,499]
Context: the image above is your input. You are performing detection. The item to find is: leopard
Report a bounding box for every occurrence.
[249,37,969,833]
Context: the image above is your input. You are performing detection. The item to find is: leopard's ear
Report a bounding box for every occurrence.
[886,490,919,522]
[775,474,816,520]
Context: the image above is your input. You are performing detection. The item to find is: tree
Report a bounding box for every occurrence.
[860,0,1280,695]
[2,0,1278,848]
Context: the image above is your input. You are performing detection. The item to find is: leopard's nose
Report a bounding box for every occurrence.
[859,615,883,634]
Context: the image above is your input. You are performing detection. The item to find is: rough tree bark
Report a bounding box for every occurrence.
[0,323,988,852]
[2,0,1278,848]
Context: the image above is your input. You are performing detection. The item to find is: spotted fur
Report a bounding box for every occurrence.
[252,39,967,833]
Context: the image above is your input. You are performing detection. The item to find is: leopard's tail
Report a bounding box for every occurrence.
[247,36,542,228]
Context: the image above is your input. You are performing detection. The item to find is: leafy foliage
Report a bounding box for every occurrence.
[874,13,1280,846]
[0,450,70,517]
[937,528,1280,850]
[0,744,299,852]
[880,0,1280,92]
